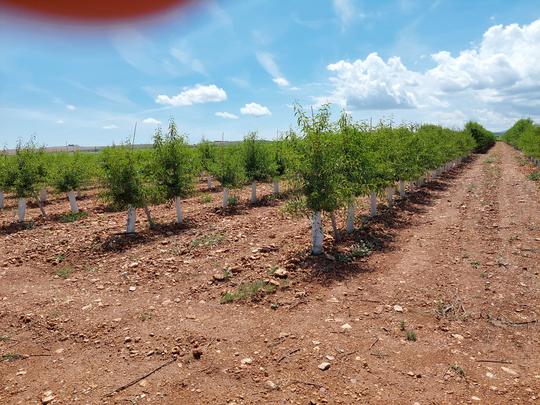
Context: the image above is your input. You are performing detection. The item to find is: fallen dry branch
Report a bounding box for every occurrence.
[104,357,176,398]
[475,359,513,364]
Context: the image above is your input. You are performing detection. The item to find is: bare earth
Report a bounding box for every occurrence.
[1,142,539,404]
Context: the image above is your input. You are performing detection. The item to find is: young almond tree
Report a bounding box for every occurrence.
[213,146,245,209]
[270,135,287,194]
[197,137,217,190]
[4,138,47,222]
[100,142,147,233]
[295,104,344,255]
[242,132,274,203]
[152,119,195,225]
[53,153,87,213]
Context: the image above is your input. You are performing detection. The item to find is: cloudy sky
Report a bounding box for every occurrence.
[0,0,539,147]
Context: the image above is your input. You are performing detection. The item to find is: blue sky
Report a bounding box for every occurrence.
[1,0,539,148]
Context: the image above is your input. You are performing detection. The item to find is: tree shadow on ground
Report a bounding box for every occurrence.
[295,156,476,286]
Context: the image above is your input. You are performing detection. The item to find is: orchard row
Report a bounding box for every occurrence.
[0,104,497,254]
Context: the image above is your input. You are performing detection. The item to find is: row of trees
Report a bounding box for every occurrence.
[502,118,540,162]
[1,106,493,254]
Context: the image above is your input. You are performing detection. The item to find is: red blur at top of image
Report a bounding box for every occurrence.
[0,0,197,22]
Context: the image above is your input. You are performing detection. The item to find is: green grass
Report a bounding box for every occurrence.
[2,353,24,362]
[399,320,406,331]
[528,170,540,181]
[451,364,466,378]
[60,211,88,223]
[191,232,226,248]
[470,260,481,269]
[227,195,239,207]
[406,330,417,342]
[220,280,278,304]
[56,266,75,279]
[199,194,212,204]
[336,241,372,263]
[0,335,10,342]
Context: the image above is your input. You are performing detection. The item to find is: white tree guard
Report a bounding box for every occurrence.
[370,192,377,217]
[207,177,213,190]
[386,187,394,207]
[126,205,136,233]
[251,181,257,203]
[67,190,79,213]
[222,188,229,208]
[18,198,26,223]
[346,202,355,233]
[311,211,324,255]
[273,179,280,194]
[0,190,4,209]
[39,189,48,203]
[175,196,183,224]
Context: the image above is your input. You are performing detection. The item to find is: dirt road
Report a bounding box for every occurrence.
[1,142,538,404]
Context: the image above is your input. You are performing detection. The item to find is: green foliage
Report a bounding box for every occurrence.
[152,119,195,200]
[99,142,147,210]
[3,138,47,198]
[197,137,217,174]
[502,118,540,160]
[242,131,274,181]
[52,152,87,193]
[213,146,246,189]
[60,211,88,222]
[220,279,277,303]
[464,121,496,153]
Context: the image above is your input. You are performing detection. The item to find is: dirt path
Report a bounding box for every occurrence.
[1,142,538,404]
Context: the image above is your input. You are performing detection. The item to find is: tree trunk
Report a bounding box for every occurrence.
[126,205,136,233]
[250,181,257,203]
[39,188,48,203]
[330,212,339,241]
[0,190,4,209]
[386,186,394,207]
[67,190,79,213]
[207,176,213,190]
[144,206,154,228]
[222,188,229,208]
[370,192,377,217]
[37,195,47,218]
[175,196,183,224]
[399,180,406,198]
[311,211,324,255]
[273,179,280,194]
[18,197,26,223]
[346,202,355,233]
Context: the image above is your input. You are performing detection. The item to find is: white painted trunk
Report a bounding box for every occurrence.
[39,189,48,203]
[273,179,280,194]
[399,180,405,197]
[311,211,324,255]
[126,205,136,233]
[370,192,377,217]
[0,190,4,209]
[386,187,394,207]
[67,190,79,213]
[18,198,26,222]
[175,196,183,224]
[250,181,257,203]
[346,202,355,233]
[207,177,212,190]
[222,188,229,208]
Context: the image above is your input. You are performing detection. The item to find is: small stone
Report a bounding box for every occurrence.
[213,273,227,282]
[273,268,288,278]
[265,380,278,390]
[124,336,132,343]
[451,334,464,340]
[318,362,331,371]
[471,396,481,401]
[42,391,55,404]
[501,366,518,376]
[325,355,335,361]
[139,379,148,387]
[327,297,339,303]
[393,305,403,312]
[241,357,253,365]
[16,370,27,376]
[486,372,495,379]
[129,286,137,292]
[341,323,352,330]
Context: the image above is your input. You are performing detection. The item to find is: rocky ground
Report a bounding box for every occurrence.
[0,142,539,404]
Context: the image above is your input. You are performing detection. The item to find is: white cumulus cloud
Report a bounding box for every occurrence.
[333,0,364,28]
[215,112,239,119]
[102,124,118,130]
[240,103,272,117]
[142,118,161,125]
[66,104,76,110]
[156,84,227,106]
